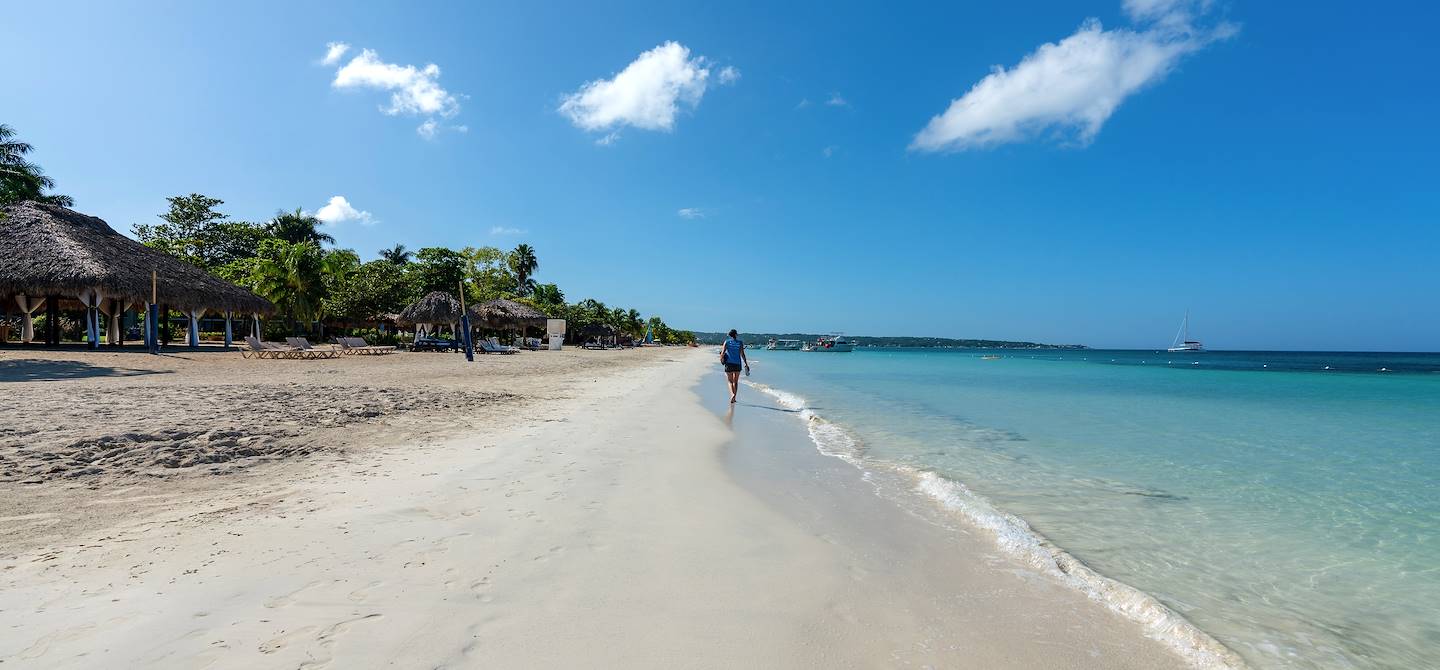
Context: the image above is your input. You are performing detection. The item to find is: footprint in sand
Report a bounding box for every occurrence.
[260,614,383,665]
[17,624,98,660]
[258,625,319,654]
[264,580,338,609]
[346,580,385,602]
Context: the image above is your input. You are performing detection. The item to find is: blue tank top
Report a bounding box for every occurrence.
[723,337,743,364]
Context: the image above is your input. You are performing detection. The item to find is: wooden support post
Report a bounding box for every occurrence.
[45,294,59,345]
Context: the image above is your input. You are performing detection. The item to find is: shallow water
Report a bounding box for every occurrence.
[744,348,1440,670]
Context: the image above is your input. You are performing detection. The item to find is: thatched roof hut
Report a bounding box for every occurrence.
[0,201,273,315]
[578,323,616,337]
[397,291,467,328]
[472,298,547,329]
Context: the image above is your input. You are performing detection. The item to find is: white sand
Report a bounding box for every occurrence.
[1,347,1191,668]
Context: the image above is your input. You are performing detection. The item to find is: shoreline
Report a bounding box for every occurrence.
[5,348,1200,667]
[738,377,1246,669]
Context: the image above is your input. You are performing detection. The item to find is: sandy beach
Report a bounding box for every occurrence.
[1,346,1194,668]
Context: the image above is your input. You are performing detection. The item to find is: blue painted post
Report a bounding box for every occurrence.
[458,281,474,362]
[147,304,159,354]
[461,314,474,362]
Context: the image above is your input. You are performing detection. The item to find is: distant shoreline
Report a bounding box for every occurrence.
[693,332,1087,349]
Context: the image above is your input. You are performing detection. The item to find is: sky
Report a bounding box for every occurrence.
[4,1,1438,350]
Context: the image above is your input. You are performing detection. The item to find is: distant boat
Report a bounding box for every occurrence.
[766,338,802,351]
[981,354,1002,360]
[1167,311,1205,352]
[803,334,855,352]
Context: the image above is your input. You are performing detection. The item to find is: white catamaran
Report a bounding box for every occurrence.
[765,338,802,350]
[1167,311,1205,352]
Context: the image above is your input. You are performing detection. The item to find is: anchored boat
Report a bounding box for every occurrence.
[1167,311,1205,352]
[802,334,855,352]
[766,338,802,351]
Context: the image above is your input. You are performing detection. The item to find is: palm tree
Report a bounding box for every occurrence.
[0,124,73,207]
[508,244,539,296]
[379,244,412,265]
[248,240,327,334]
[267,208,335,245]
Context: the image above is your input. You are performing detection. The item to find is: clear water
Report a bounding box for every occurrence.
[744,348,1440,670]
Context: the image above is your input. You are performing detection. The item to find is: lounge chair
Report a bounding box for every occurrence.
[336,336,396,355]
[241,335,302,359]
[480,338,518,354]
[285,337,342,359]
[411,336,459,352]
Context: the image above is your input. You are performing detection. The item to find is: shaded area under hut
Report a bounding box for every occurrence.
[472,298,548,344]
[0,201,274,349]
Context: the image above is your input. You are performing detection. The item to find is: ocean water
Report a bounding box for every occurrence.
[742,348,1440,670]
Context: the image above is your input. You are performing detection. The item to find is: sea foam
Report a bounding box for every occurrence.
[744,380,1249,670]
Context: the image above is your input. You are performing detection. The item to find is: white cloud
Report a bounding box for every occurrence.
[314,195,375,226]
[911,2,1232,152]
[822,145,838,158]
[322,42,350,66]
[559,41,722,136]
[1124,0,1208,24]
[416,119,439,139]
[795,98,812,109]
[825,92,849,107]
[595,132,622,146]
[677,207,705,219]
[332,48,459,117]
[718,66,741,85]
[489,226,528,236]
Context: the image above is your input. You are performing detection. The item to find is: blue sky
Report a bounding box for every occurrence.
[5,1,1438,350]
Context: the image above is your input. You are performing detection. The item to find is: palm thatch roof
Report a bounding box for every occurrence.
[578,323,616,337]
[397,291,467,326]
[0,201,274,314]
[472,298,547,328]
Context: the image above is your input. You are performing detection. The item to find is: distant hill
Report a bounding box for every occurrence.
[692,332,1086,349]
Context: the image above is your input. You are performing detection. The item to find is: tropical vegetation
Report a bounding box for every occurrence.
[3,123,693,344]
[0,124,72,207]
[129,193,693,344]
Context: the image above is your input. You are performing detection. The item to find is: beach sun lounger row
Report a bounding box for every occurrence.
[411,336,459,352]
[241,336,340,359]
[336,337,396,355]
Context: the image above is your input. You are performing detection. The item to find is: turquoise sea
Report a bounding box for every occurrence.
[743,348,1440,670]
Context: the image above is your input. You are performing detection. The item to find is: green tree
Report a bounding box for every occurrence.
[239,239,328,335]
[0,124,73,207]
[460,246,514,300]
[531,283,565,311]
[133,194,267,269]
[379,244,412,264]
[324,260,418,322]
[507,244,539,296]
[411,247,468,295]
[267,208,335,245]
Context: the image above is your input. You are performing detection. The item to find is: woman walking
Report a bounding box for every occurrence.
[721,329,750,403]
